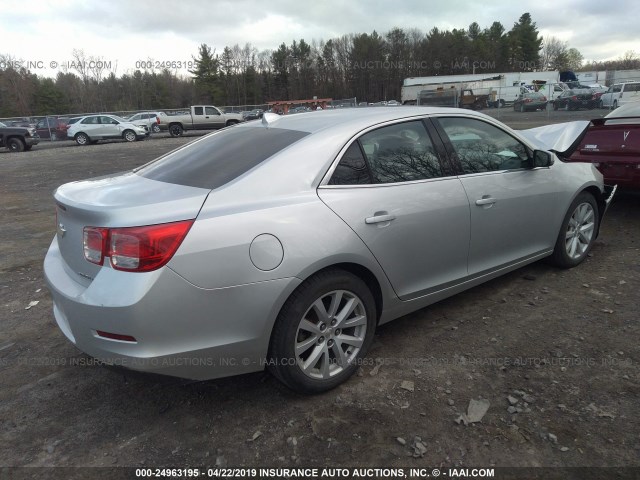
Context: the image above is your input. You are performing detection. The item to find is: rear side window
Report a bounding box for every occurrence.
[136,127,309,189]
[329,143,371,185]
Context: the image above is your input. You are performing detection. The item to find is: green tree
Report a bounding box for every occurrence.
[189,43,222,103]
[565,48,583,70]
[508,13,543,71]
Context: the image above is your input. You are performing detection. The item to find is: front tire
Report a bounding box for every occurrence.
[169,124,183,137]
[551,192,599,269]
[7,137,25,152]
[268,269,377,394]
[123,130,137,142]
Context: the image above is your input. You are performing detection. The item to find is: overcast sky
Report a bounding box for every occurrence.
[1,0,638,78]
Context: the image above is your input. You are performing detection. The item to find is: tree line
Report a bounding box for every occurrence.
[1,12,638,118]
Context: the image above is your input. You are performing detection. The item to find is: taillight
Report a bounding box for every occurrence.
[156,116,160,124]
[524,98,532,103]
[83,227,108,265]
[571,96,578,101]
[541,96,547,101]
[82,220,193,272]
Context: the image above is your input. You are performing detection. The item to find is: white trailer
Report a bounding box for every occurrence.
[401,71,561,105]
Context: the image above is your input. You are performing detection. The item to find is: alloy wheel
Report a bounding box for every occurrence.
[565,202,595,260]
[294,290,367,380]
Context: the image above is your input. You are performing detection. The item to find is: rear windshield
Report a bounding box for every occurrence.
[136,126,309,189]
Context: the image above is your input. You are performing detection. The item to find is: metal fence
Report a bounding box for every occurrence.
[0,99,364,141]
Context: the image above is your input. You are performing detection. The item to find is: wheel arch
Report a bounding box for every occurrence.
[581,185,607,238]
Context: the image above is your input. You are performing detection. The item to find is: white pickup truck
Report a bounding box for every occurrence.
[163,106,244,136]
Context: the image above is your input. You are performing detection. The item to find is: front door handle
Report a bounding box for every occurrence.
[365,213,396,224]
[475,196,497,206]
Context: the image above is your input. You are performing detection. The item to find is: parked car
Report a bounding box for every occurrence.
[0,121,40,152]
[288,106,312,114]
[599,82,640,109]
[513,92,548,112]
[44,107,614,393]
[241,110,264,121]
[35,117,70,141]
[66,114,148,145]
[552,89,597,110]
[566,102,640,189]
[127,112,162,133]
[162,105,244,136]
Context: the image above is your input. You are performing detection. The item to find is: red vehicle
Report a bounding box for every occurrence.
[569,103,640,189]
[35,117,70,141]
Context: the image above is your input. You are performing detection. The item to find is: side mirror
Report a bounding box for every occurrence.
[533,150,554,168]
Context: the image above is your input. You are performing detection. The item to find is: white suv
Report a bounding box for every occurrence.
[127,112,162,133]
[599,82,640,108]
[67,115,148,145]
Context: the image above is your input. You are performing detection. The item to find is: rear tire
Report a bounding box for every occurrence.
[226,120,239,127]
[75,132,89,146]
[7,137,25,152]
[268,269,377,394]
[550,192,599,269]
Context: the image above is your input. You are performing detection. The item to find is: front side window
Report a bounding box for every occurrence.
[437,117,531,174]
[205,107,219,116]
[100,116,117,125]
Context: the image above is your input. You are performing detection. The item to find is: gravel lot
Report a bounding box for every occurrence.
[1,109,638,477]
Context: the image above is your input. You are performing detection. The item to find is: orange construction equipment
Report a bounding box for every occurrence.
[266,98,332,114]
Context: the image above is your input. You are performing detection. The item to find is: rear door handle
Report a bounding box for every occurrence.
[475,197,497,206]
[365,214,396,224]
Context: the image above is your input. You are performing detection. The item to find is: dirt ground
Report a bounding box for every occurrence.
[1,109,639,477]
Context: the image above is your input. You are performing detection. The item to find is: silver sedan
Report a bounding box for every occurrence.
[44,107,614,393]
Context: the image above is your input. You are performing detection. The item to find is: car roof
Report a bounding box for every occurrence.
[235,106,493,136]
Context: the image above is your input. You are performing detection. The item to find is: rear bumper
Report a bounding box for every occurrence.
[43,236,301,380]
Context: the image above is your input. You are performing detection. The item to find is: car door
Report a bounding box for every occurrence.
[98,116,120,138]
[317,119,471,300]
[78,116,101,137]
[433,116,562,276]
[205,106,225,128]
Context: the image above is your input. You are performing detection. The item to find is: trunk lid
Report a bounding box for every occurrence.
[54,172,210,281]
